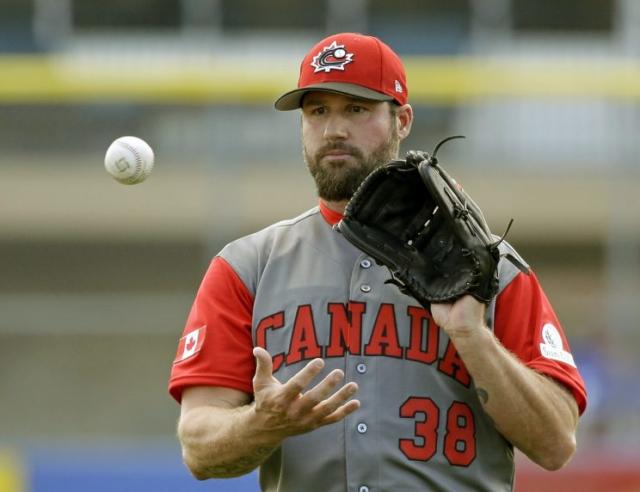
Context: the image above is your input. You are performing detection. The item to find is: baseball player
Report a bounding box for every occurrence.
[169,33,587,491]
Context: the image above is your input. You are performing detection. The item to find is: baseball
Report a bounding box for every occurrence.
[104,136,154,185]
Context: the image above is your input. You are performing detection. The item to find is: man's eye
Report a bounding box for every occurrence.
[350,105,366,113]
[312,107,326,115]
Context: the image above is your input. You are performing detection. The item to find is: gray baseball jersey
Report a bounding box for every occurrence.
[170,203,587,492]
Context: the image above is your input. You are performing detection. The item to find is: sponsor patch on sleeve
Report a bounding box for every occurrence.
[539,323,576,367]
[174,326,206,363]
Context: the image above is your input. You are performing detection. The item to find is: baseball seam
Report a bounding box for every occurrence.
[117,140,145,183]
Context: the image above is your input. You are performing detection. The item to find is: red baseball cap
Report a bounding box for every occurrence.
[274,33,408,111]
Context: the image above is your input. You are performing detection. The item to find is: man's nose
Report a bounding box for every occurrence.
[323,114,349,140]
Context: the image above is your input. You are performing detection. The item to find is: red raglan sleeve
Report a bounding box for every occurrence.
[168,256,256,403]
[493,271,588,415]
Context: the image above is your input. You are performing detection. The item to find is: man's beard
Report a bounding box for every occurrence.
[304,127,400,202]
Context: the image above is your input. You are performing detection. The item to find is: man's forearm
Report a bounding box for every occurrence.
[451,326,578,470]
[177,350,360,480]
[178,404,279,479]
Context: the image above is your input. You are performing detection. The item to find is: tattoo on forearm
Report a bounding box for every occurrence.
[475,388,497,427]
[204,446,275,476]
[476,388,489,404]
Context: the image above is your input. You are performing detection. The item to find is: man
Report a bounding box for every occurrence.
[169,33,587,491]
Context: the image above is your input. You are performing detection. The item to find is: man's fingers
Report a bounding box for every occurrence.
[297,369,345,412]
[321,399,361,425]
[252,350,359,429]
[313,381,359,417]
[281,358,325,399]
[252,347,274,385]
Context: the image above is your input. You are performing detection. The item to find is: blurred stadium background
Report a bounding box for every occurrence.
[0,0,639,491]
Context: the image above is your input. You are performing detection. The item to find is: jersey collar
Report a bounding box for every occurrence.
[319,200,344,226]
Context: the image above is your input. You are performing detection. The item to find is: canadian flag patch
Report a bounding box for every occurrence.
[174,326,206,363]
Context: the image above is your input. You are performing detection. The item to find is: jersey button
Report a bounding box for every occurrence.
[356,363,367,374]
[360,284,371,293]
[360,259,372,268]
[359,486,370,492]
[357,422,368,434]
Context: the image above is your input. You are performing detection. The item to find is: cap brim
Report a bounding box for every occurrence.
[274,82,393,111]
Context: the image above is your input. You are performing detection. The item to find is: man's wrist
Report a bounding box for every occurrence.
[447,322,494,351]
[245,403,287,448]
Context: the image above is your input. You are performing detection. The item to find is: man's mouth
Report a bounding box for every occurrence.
[322,149,353,161]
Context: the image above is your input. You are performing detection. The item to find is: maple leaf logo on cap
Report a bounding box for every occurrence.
[311,41,354,73]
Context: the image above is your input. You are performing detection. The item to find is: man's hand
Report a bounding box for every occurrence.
[251,347,360,440]
[430,295,487,339]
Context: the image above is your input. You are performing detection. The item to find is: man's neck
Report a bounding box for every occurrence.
[320,199,349,215]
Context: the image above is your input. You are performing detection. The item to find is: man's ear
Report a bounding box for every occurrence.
[396,104,413,140]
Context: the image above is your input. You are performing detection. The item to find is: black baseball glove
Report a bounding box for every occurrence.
[337,136,528,307]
